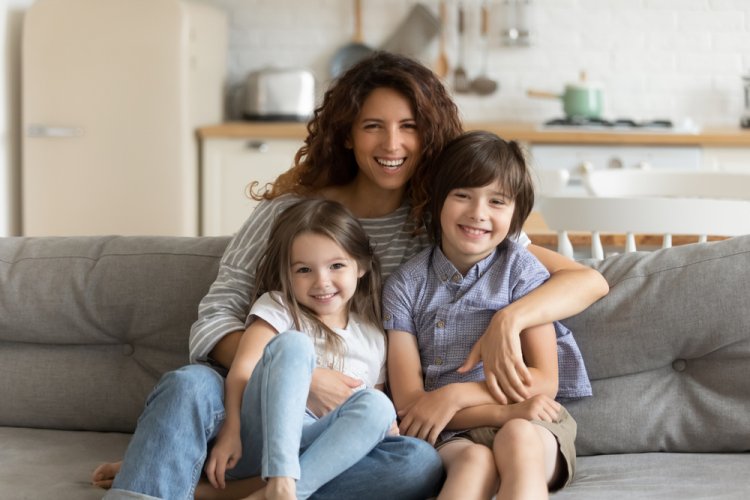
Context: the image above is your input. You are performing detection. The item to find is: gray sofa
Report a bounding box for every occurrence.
[0,235,748,499]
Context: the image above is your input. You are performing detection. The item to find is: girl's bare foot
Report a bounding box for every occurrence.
[242,477,295,500]
[91,461,122,489]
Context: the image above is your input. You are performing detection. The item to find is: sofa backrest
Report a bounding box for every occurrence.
[0,236,229,432]
[2,234,749,455]
[564,234,750,455]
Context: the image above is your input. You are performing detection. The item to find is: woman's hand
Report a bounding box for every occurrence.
[458,309,531,405]
[307,368,363,417]
[397,387,460,445]
[204,422,242,490]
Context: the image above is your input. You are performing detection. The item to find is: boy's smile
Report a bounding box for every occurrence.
[439,181,515,275]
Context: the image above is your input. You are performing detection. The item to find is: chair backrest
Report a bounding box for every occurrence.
[537,195,750,259]
[583,169,750,200]
[532,168,570,196]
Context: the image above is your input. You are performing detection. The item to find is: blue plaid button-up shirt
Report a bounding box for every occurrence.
[383,239,592,401]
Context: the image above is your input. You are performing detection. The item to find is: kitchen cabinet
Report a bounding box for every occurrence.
[701,147,750,173]
[200,137,302,236]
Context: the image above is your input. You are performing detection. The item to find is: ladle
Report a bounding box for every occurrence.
[470,2,498,96]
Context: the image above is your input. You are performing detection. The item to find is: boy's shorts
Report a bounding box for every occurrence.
[437,406,577,491]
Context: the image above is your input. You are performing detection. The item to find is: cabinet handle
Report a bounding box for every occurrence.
[245,140,269,153]
[27,125,84,138]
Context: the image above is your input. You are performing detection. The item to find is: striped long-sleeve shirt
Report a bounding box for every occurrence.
[188,194,531,364]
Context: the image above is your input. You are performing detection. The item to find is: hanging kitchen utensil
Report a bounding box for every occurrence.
[330,0,374,78]
[433,1,449,78]
[470,2,498,95]
[527,71,604,119]
[453,2,471,93]
[380,3,440,60]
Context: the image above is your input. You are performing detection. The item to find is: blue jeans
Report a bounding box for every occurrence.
[230,332,396,499]
[106,333,444,500]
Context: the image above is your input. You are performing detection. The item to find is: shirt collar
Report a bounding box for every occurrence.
[430,245,500,284]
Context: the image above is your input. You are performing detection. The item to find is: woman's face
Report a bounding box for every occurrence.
[348,87,422,196]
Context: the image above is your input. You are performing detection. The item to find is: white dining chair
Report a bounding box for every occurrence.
[582,169,750,200]
[537,195,750,259]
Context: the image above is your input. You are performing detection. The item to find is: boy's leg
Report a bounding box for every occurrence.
[492,419,560,500]
[292,389,395,500]
[436,439,497,500]
[105,364,226,500]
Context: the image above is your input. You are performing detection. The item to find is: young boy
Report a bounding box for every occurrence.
[384,131,592,500]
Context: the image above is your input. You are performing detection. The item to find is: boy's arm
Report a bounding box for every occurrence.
[204,319,276,489]
[441,322,560,430]
[389,330,502,444]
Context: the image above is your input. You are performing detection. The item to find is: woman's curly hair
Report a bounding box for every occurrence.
[255,51,463,229]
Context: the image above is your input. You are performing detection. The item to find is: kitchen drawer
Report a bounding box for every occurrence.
[201,137,302,236]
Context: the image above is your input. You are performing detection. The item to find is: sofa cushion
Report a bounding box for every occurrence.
[551,452,750,499]
[563,235,750,455]
[0,236,230,433]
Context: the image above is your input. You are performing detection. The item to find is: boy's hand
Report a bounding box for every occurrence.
[398,388,458,445]
[308,368,363,417]
[507,394,561,423]
[204,424,242,490]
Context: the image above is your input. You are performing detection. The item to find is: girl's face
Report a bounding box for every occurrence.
[289,232,364,329]
[439,180,515,274]
[348,87,422,197]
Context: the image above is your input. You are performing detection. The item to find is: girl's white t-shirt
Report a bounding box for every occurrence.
[247,291,387,388]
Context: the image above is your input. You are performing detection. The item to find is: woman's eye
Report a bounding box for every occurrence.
[402,122,417,130]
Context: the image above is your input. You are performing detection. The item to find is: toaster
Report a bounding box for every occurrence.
[243,67,315,121]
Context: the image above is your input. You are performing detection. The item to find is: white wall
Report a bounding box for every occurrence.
[203,0,750,126]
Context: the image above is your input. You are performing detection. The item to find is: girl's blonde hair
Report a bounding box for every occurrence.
[253,198,382,367]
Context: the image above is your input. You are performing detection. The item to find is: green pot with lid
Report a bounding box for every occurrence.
[528,72,604,119]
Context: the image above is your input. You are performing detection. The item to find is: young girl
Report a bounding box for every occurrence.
[205,198,396,500]
[385,131,593,500]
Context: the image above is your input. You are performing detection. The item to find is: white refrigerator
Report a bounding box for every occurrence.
[22,0,227,236]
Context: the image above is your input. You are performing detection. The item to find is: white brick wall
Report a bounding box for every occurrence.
[204,0,750,127]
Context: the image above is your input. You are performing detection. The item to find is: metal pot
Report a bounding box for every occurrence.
[528,73,603,119]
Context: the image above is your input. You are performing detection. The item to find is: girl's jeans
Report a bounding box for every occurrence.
[105,332,443,500]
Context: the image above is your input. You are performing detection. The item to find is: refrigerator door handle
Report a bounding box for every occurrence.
[27,125,85,138]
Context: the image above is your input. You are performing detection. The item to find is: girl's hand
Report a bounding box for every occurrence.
[388,420,400,436]
[398,388,459,445]
[507,394,561,423]
[204,424,242,490]
[458,311,531,404]
[307,368,363,417]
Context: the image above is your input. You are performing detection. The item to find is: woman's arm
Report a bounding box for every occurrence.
[189,198,298,366]
[462,244,609,404]
[204,319,276,489]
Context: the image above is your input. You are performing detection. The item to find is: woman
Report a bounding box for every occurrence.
[97,51,608,499]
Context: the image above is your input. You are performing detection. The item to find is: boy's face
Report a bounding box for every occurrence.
[439,180,515,274]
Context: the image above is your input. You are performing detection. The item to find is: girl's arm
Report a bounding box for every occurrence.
[204,319,276,489]
[461,244,608,404]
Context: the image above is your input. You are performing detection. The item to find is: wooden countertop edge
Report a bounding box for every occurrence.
[198,121,750,147]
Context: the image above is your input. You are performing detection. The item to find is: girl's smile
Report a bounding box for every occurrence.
[290,232,364,329]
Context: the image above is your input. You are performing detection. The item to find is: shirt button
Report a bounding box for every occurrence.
[452,273,461,283]
[435,357,443,365]
[384,313,392,321]
[436,320,445,328]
